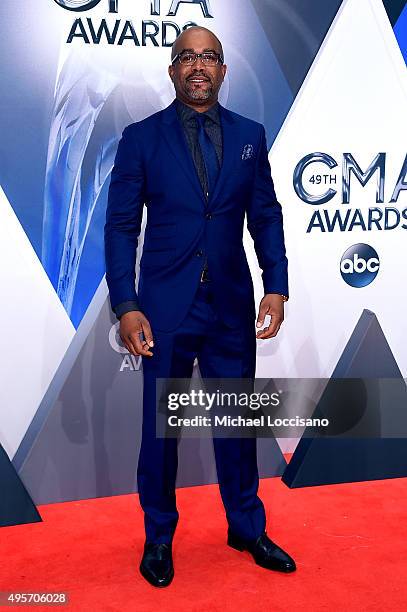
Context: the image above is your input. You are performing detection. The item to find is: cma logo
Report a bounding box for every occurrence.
[53,0,213,16]
[340,243,380,288]
[109,322,142,372]
[294,152,406,204]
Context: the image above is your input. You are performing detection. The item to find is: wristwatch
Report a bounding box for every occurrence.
[280,294,289,302]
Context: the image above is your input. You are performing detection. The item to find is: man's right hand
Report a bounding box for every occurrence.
[119,311,154,357]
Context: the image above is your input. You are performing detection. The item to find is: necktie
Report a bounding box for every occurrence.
[195,113,219,199]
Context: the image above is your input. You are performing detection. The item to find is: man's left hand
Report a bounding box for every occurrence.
[256,294,285,339]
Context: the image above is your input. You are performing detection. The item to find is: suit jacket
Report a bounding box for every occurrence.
[104,98,288,332]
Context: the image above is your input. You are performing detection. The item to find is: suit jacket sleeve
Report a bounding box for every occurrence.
[246,125,289,297]
[104,124,145,313]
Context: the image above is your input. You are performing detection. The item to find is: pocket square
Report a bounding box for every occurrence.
[241,143,254,160]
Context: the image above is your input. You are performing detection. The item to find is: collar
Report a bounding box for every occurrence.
[175,97,220,126]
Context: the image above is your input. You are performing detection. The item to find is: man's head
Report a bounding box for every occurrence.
[168,26,227,110]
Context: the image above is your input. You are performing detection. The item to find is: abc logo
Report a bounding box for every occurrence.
[340,243,380,288]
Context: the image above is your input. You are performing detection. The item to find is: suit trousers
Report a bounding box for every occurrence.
[137,280,266,544]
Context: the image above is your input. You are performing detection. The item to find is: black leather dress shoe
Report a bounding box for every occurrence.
[227,530,296,573]
[139,542,174,587]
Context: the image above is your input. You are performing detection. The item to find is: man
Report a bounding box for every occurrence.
[104,26,295,587]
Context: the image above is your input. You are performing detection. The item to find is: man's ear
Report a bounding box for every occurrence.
[168,65,174,81]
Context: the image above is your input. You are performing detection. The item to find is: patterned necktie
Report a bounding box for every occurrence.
[195,113,220,199]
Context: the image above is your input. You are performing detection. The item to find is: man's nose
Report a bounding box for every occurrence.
[194,55,205,68]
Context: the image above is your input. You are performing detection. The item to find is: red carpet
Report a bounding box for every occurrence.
[1,475,407,611]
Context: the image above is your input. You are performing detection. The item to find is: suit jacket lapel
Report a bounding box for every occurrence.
[207,103,235,209]
[160,99,206,206]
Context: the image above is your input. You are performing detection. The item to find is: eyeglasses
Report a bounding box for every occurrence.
[172,51,224,66]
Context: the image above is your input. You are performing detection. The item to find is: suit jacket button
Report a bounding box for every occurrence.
[196,249,203,257]
[205,213,212,220]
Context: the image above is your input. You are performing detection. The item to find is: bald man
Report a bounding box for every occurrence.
[105,26,295,587]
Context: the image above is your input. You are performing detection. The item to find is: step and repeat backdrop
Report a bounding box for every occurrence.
[0,0,406,511]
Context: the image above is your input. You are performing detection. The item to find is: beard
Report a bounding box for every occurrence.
[184,80,214,101]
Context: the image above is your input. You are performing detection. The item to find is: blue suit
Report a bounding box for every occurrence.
[105,98,288,544]
[105,99,288,331]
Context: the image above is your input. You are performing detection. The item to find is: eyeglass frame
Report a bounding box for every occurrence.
[171,49,224,66]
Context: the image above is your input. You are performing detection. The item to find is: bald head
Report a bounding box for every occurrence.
[171,26,224,62]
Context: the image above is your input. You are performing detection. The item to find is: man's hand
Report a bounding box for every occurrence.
[256,294,285,339]
[119,310,154,357]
